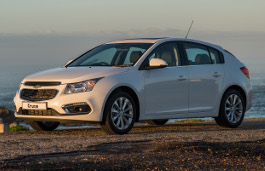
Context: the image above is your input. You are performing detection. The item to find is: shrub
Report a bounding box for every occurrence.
[10,125,29,132]
[178,119,202,123]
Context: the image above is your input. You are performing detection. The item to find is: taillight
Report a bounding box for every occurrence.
[240,66,250,79]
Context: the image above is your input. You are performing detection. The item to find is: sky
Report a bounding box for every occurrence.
[1,0,265,34]
[1,0,265,74]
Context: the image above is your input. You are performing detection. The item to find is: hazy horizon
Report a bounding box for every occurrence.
[1,0,265,74]
[1,29,265,75]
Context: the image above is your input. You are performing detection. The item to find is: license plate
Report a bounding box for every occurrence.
[22,102,47,110]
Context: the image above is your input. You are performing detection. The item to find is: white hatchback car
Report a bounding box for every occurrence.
[14,38,252,134]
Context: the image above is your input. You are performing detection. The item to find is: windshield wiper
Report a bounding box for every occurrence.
[112,65,131,67]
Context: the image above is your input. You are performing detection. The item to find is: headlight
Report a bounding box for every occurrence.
[64,77,103,94]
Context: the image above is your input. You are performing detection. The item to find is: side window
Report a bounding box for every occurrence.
[148,43,180,67]
[209,48,221,64]
[183,43,211,65]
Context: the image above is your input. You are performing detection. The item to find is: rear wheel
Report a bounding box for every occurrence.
[146,119,168,125]
[215,89,245,128]
[29,121,60,131]
[101,91,136,134]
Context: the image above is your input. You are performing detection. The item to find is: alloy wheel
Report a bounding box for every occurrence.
[225,94,243,124]
[111,97,134,130]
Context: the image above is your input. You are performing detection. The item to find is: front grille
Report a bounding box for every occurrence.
[24,82,61,86]
[18,108,61,116]
[21,89,58,101]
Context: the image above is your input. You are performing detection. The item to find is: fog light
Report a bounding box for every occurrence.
[74,107,82,112]
[62,102,91,114]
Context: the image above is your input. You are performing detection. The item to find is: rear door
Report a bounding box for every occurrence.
[181,42,224,113]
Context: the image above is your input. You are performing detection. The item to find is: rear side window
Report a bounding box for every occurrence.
[183,43,211,65]
[209,48,221,64]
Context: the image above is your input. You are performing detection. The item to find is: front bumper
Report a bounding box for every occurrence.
[14,112,100,123]
[14,84,105,122]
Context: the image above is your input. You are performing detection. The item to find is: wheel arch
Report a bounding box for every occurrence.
[221,85,247,110]
[101,86,140,124]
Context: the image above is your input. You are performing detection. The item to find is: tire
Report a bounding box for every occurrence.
[29,121,60,131]
[146,119,168,125]
[101,91,136,134]
[215,89,245,128]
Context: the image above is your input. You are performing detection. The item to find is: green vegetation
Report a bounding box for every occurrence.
[177,119,202,123]
[10,125,30,132]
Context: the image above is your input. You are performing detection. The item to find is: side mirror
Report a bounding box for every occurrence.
[145,58,168,70]
[65,59,74,67]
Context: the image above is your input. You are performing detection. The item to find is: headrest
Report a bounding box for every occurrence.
[161,51,172,63]
[195,54,211,64]
[130,51,143,63]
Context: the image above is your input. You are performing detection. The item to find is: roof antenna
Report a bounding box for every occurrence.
[185,20,194,39]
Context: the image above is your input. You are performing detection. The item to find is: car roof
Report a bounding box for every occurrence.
[105,38,166,44]
[105,37,224,51]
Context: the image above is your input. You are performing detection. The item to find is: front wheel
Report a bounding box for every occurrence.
[101,91,136,134]
[215,89,245,128]
[29,121,60,131]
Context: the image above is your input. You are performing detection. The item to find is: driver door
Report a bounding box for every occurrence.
[143,42,189,117]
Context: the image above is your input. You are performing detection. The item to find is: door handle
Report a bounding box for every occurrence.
[177,75,187,81]
[213,72,221,77]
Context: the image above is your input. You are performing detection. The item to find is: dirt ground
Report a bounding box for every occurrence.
[1,118,265,170]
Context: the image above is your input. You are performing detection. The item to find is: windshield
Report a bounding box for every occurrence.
[68,43,152,67]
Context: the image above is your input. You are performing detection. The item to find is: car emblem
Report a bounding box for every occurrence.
[33,85,41,88]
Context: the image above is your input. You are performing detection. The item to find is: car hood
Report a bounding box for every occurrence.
[22,67,129,84]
